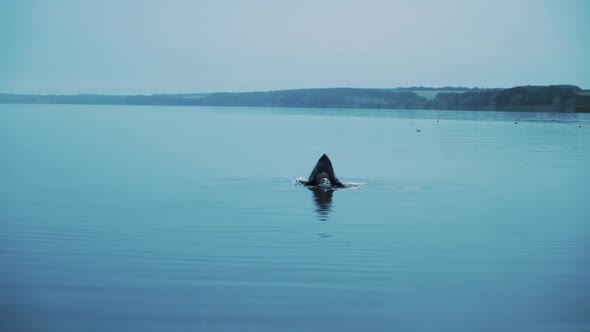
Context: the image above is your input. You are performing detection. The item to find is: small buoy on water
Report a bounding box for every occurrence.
[416,129,421,133]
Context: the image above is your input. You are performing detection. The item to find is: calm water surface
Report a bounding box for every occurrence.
[1,104,590,331]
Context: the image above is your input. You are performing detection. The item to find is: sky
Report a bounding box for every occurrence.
[1,0,589,94]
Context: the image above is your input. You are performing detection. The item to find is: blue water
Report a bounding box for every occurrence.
[1,104,589,332]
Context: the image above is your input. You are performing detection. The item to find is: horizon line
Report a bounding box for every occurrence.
[1,84,587,96]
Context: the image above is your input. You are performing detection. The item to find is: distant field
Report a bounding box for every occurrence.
[411,90,465,100]
[152,93,211,99]
[176,93,211,99]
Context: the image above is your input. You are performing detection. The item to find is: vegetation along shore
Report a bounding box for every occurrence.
[1,85,589,113]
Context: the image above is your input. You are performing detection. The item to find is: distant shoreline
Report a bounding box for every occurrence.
[2,85,589,113]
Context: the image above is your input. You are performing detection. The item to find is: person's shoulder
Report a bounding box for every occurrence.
[333,182,346,188]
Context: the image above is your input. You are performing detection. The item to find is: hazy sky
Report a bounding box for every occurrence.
[1,0,589,94]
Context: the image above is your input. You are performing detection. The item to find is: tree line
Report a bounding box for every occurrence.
[1,85,589,112]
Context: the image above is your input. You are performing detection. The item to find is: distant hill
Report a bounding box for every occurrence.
[1,85,588,112]
[430,85,587,112]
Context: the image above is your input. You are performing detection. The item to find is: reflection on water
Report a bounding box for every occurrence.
[310,187,334,221]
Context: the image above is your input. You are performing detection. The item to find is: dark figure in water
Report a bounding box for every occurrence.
[302,154,345,188]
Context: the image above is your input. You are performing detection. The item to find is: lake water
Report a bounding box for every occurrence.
[1,104,589,332]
